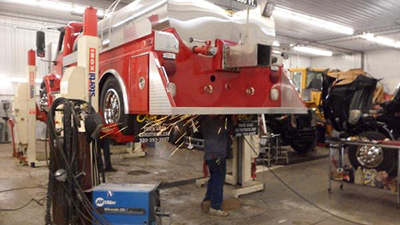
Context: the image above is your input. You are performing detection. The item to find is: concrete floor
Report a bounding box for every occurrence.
[0,142,400,225]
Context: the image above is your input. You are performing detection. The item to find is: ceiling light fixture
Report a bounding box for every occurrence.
[293,46,333,57]
[360,33,400,48]
[273,7,354,35]
[272,41,280,47]
[272,41,281,47]
[2,0,105,17]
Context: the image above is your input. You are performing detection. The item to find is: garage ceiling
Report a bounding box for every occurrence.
[1,0,400,55]
[272,0,400,54]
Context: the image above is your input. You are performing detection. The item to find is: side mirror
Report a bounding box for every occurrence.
[262,2,275,18]
[36,31,45,58]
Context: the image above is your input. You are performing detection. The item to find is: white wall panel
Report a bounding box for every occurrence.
[282,54,311,70]
[364,49,400,95]
[0,13,62,139]
[311,54,362,71]
[0,13,61,96]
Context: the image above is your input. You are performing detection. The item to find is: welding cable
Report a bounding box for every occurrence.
[0,191,61,212]
[60,182,99,224]
[64,104,110,225]
[44,120,49,167]
[0,186,46,193]
[49,101,108,225]
[48,98,76,223]
[45,98,112,225]
[243,137,368,225]
[64,101,111,225]
[0,198,40,211]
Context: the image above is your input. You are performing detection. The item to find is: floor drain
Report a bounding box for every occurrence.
[128,170,150,176]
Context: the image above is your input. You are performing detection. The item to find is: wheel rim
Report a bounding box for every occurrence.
[356,145,384,168]
[39,92,49,111]
[103,89,121,124]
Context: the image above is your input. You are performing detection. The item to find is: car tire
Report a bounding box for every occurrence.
[291,138,317,154]
[348,131,397,176]
[348,131,397,175]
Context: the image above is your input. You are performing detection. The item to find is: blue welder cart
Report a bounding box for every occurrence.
[92,183,161,225]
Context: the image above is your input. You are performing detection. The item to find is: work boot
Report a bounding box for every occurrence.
[208,208,229,217]
[105,167,117,172]
[201,200,210,213]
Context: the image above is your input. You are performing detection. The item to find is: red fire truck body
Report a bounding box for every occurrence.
[39,0,305,126]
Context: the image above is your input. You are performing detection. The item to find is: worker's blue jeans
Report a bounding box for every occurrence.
[102,138,112,170]
[204,158,226,210]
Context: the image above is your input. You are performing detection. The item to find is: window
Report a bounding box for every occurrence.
[292,72,302,91]
[57,30,65,54]
[306,71,323,90]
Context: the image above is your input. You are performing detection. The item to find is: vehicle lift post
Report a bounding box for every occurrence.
[26,50,47,167]
[120,142,146,159]
[58,6,101,187]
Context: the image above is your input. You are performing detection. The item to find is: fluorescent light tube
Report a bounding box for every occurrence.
[360,33,400,48]
[3,0,104,17]
[272,41,280,47]
[273,7,354,35]
[293,46,333,57]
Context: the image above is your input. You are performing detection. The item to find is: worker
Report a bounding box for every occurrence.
[200,115,235,217]
[101,138,116,172]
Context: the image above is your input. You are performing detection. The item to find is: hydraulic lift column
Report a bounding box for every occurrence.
[26,50,47,167]
[59,7,100,188]
[229,136,264,198]
[61,7,100,110]
[78,7,100,111]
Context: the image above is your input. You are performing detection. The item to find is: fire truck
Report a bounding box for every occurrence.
[35,0,306,136]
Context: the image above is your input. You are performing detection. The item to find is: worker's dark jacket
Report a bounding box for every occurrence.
[200,116,234,160]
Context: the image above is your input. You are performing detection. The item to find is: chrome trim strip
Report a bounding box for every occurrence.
[100,69,129,114]
[130,52,150,58]
[63,51,77,67]
[168,107,308,115]
[148,107,307,115]
[149,52,173,115]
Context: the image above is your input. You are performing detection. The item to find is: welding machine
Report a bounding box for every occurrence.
[92,183,162,225]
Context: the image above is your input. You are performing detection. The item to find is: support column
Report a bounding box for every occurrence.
[26,50,38,167]
[77,7,100,112]
[231,136,264,198]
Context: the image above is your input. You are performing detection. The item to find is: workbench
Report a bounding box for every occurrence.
[327,138,400,204]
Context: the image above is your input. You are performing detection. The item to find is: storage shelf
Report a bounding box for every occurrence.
[329,179,398,195]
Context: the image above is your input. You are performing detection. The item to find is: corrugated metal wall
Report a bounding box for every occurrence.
[311,54,362,71]
[364,49,400,94]
[283,55,311,70]
[0,13,61,96]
